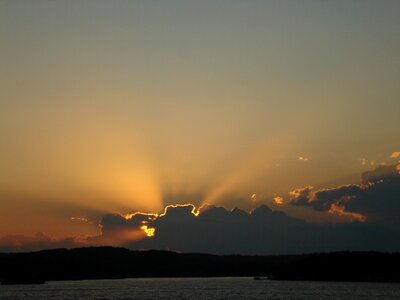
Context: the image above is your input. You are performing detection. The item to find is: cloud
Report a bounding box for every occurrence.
[290,163,400,225]
[274,196,284,205]
[1,164,399,254]
[289,186,315,206]
[94,212,156,245]
[94,202,399,254]
[290,184,365,212]
[2,200,400,254]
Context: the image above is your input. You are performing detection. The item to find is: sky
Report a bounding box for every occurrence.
[0,1,399,253]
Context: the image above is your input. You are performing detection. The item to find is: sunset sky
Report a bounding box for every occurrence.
[1,1,399,253]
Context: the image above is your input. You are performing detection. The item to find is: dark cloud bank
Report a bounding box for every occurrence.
[1,163,399,254]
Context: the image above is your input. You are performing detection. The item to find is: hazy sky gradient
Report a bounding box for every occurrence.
[1,1,399,238]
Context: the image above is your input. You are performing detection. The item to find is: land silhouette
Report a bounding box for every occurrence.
[1,247,399,284]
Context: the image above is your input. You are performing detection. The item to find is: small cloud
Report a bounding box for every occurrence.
[71,216,95,225]
[360,158,374,166]
[289,186,315,206]
[274,196,284,205]
[71,216,89,222]
[251,193,257,202]
[390,152,400,158]
[298,156,309,161]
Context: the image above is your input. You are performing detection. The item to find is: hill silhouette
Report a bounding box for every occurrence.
[1,247,399,284]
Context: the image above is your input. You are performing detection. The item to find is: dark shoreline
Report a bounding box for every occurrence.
[1,247,400,284]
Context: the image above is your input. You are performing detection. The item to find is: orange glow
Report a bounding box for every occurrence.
[200,136,291,207]
[83,165,163,213]
[329,203,366,222]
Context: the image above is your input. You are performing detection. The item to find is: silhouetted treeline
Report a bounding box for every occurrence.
[0,247,399,284]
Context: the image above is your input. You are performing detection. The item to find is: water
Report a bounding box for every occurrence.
[1,277,400,300]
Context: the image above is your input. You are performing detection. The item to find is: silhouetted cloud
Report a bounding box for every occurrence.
[290,163,400,226]
[1,164,399,254]
[2,201,400,254]
[94,202,399,254]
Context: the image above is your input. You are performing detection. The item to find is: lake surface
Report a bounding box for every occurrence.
[1,277,400,300]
